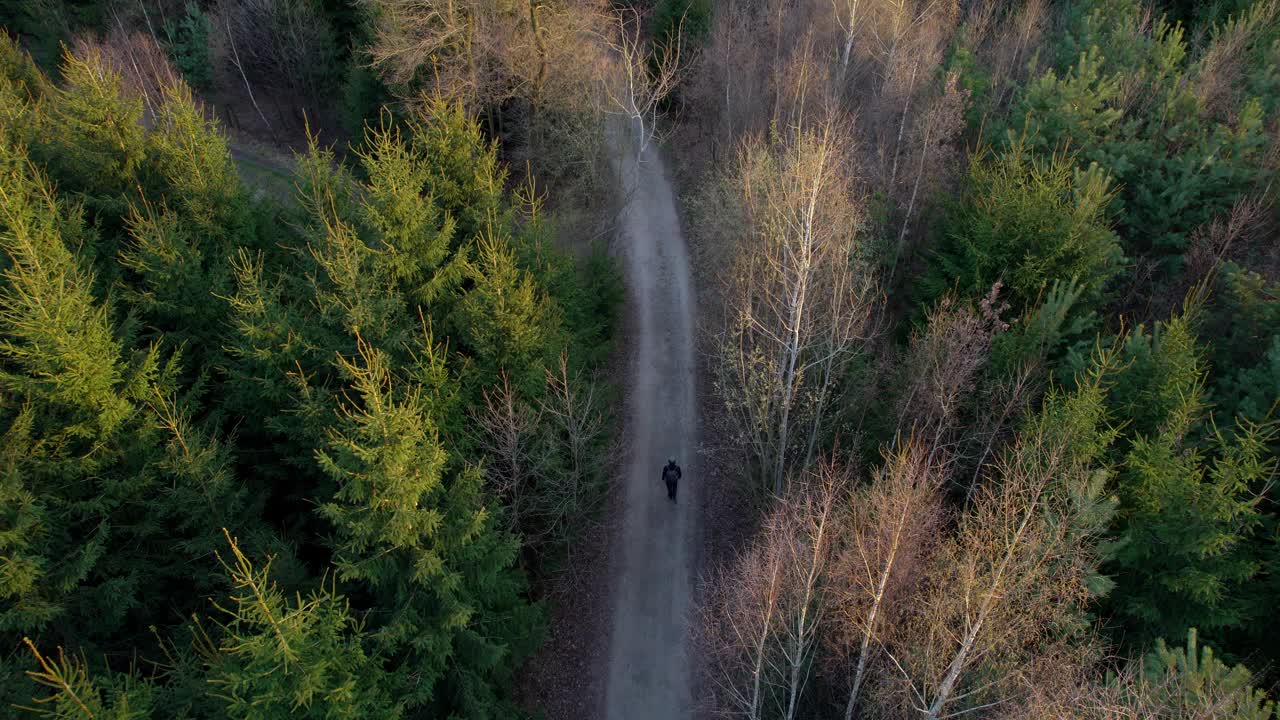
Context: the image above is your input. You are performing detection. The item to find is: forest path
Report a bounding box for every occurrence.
[604,128,700,720]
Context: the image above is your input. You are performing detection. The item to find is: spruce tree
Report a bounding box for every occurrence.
[0,34,47,153]
[924,142,1122,318]
[143,80,244,243]
[452,228,564,399]
[1106,307,1206,442]
[203,531,401,720]
[408,98,506,241]
[1105,305,1273,645]
[0,141,150,638]
[313,337,542,717]
[17,639,154,720]
[117,79,252,358]
[355,116,456,304]
[0,141,250,647]
[1111,408,1269,644]
[295,142,408,354]
[37,48,146,221]
[117,203,223,352]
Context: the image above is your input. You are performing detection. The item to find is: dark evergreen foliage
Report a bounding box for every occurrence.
[0,34,618,719]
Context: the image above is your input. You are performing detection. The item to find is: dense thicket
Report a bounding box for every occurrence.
[687,0,1279,716]
[0,30,619,719]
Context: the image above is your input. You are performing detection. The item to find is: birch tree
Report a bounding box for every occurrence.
[715,120,876,495]
[605,7,686,161]
[880,361,1119,720]
[700,515,786,720]
[833,0,863,81]
[828,438,943,720]
[700,462,848,719]
[893,287,1006,453]
[777,464,844,720]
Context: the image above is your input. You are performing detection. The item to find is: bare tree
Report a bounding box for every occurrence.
[700,462,848,719]
[535,353,608,548]
[1151,194,1275,318]
[962,362,1038,504]
[604,7,686,161]
[700,526,785,720]
[715,119,876,495]
[893,285,1006,453]
[364,0,488,104]
[832,0,863,82]
[887,69,966,282]
[365,0,609,114]
[827,438,943,720]
[878,370,1116,720]
[952,0,1047,122]
[508,0,609,116]
[773,30,839,134]
[778,463,844,720]
[217,8,275,138]
[691,0,815,151]
[470,371,546,539]
[76,25,180,120]
[214,0,338,107]
[694,0,769,154]
[469,355,606,565]
[859,0,955,184]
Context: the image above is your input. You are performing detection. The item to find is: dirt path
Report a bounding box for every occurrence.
[604,129,701,719]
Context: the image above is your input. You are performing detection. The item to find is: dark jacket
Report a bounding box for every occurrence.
[662,463,682,485]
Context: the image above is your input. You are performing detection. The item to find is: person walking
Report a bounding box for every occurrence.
[662,457,682,502]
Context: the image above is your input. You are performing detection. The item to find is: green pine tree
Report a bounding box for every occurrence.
[924,142,1122,318]
[16,639,154,720]
[1137,628,1276,719]
[1014,0,1278,263]
[312,336,543,716]
[1208,264,1280,428]
[36,47,146,221]
[203,531,401,720]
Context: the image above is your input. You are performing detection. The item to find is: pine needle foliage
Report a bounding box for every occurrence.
[205,531,400,720]
[37,47,146,219]
[0,29,616,720]
[925,141,1122,319]
[18,639,154,720]
[1140,629,1277,719]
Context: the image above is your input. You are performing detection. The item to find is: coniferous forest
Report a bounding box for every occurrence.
[0,3,622,716]
[1,0,1280,718]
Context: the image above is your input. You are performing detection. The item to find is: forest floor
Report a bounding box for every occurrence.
[227,136,297,202]
[601,129,702,720]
